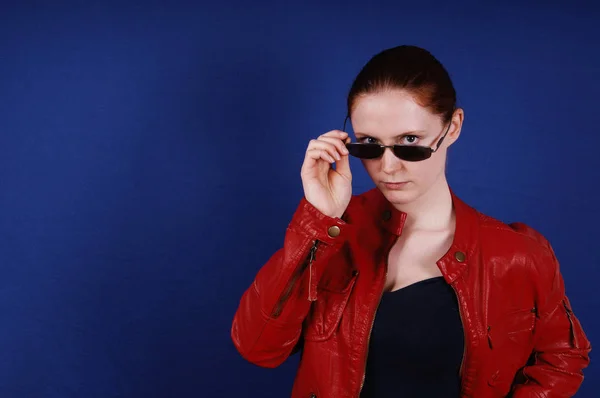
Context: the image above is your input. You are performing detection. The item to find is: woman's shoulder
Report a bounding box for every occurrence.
[477,210,554,255]
[476,209,559,281]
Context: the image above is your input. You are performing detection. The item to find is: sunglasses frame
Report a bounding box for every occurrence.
[342,116,452,162]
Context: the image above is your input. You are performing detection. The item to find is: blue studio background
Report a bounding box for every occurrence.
[0,1,598,397]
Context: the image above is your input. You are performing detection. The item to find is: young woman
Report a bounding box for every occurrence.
[231,45,591,397]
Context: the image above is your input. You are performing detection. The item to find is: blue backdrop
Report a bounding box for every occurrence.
[0,1,597,397]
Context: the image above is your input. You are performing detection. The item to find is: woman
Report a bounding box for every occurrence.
[230,45,591,397]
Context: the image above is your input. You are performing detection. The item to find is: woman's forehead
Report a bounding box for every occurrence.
[350,90,440,136]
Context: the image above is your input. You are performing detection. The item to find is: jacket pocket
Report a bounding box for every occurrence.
[487,307,537,396]
[487,306,537,349]
[303,266,358,342]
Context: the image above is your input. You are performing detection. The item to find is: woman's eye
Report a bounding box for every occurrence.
[402,135,419,145]
[359,137,378,144]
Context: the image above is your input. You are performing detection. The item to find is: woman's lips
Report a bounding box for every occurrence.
[383,181,408,190]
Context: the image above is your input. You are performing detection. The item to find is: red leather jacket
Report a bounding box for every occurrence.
[231,188,591,397]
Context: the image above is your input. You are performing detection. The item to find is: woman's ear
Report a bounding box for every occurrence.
[446,108,464,147]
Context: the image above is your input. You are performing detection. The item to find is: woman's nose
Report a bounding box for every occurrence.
[380,147,402,174]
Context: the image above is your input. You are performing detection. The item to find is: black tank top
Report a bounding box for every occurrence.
[360,276,464,398]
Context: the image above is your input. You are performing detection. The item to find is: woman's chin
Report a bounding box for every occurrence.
[379,184,418,205]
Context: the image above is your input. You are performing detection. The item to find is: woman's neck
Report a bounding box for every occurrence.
[395,177,455,233]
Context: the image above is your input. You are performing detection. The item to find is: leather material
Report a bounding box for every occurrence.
[231,188,591,397]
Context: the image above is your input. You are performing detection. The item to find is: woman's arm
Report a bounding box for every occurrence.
[510,224,591,397]
[230,197,356,368]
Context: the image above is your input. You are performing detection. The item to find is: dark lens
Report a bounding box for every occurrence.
[346,143,384,159]
[393,146,433,162]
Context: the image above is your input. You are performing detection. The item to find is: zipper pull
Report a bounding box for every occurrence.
[487,326,493,349]
[309,241,318,262]
[308,241,319,302]
[563,300,580,347]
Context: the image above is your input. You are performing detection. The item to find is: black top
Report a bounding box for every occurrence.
[360,276,464,398]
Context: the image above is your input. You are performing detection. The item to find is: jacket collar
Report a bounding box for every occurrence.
[368,187,480,283]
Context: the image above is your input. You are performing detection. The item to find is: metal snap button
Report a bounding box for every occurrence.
[327,225,341,237]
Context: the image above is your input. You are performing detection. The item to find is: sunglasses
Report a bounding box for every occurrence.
[343,116,451,162]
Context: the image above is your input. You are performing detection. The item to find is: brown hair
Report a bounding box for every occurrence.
[347,45,456,123]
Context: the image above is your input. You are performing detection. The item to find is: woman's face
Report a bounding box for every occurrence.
[349,89,463,208]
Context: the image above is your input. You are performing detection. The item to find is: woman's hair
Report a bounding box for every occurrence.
[347,45,456,123]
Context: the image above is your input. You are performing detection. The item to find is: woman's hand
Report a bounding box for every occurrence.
[300,130,352,219]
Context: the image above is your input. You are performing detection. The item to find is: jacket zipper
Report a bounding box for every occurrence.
[357,270,386,395]
[450,282,467,390]
[563,300,580,347]
[271,240,319,318]
[357,237,396,396]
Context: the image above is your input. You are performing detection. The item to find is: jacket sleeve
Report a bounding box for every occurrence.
[510,227,591,397]
[230,197,357,368]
